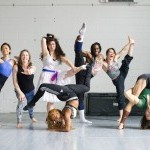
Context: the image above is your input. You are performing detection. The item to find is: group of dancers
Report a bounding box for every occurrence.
[0,23,150,131]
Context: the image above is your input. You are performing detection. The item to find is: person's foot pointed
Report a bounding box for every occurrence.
[79,22,86,35]
[16,123,23,128]
[32,117,38,123]
[118,123,124,130]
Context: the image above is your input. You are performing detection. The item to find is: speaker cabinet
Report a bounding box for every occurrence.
[86,93,144,116]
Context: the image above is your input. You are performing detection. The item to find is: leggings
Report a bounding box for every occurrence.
[112,54,133,110]
[74,40,93,110]
[28,62,92,106]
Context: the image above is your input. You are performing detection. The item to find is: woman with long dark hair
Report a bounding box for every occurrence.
[37,34,77,113]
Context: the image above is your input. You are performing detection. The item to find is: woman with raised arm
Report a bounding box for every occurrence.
[37,34,77,113]
[23,54,94,132]
[102,37,135,122]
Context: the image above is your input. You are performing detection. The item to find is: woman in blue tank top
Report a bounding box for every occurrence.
[0,43,15,91]
[13,49,37,128]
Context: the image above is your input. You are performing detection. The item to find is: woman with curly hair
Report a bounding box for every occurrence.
[46,109,65,130]
[23,47,94,131]
[74,23,104,124]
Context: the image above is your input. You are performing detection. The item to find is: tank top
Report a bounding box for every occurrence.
[0,59,13,77]
[17,65,34,93]
[42,55,61,70]
[137,88,150,110]
[106,61,120,80]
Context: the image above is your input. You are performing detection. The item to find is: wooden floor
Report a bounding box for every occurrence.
[0,113,150,150]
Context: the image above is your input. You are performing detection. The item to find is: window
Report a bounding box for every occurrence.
[108,0,134,2]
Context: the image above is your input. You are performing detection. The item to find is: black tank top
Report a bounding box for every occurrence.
[17,65,34,93]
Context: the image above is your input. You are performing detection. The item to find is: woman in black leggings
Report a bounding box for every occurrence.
[23,47,94,131]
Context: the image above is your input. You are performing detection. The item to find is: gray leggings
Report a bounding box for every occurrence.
[16,90,35,123]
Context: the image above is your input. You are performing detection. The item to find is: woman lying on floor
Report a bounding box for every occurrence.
[23,49,94,131]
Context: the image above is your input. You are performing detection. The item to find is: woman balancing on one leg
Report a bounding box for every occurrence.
[118,74,150,129]
[75,23,104,123]
[102,36,135,122]
[23,58,94,132]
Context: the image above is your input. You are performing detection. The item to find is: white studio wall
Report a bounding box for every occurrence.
[0,0,150,112]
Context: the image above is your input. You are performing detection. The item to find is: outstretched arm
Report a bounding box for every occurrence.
[63,65,86,79]
[115,36,135,60]
[82,50,93,63]
[61,56,77,72]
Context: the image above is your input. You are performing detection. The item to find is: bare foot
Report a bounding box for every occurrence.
[118,123,124,130]
[117,117,122,123]
[16,123,23,128]
[32,118,37,123]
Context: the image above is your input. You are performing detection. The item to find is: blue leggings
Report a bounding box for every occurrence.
[74,40,88,110]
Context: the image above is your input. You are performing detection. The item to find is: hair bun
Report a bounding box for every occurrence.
[47,33,54,38]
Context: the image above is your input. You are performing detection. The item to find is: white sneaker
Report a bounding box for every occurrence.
[79,22,86,35]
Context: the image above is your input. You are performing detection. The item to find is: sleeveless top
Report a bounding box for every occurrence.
[106,61,120,80]
[17,65,34,93]
[42,55,61,70]
[0,59,13,77]
[137,88,150,110]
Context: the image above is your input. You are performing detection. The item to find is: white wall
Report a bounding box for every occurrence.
[0,0,150,112]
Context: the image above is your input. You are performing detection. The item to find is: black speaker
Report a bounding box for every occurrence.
[86,93,144,116]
